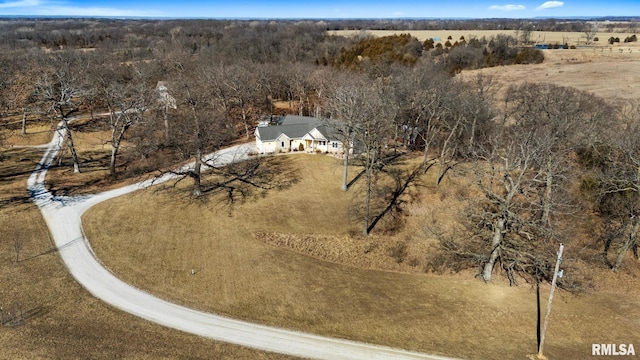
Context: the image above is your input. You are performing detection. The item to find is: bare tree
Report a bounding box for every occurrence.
[431,126,579,292]
[431,84,608,287]
[166,60,234,196]
[95,63,153,177]
[34,51,89,173]
[583,21,598,45]
[504,83,612,225]
[520,24,534,45]
[3,59,38,135]
[591,104,640,271]
[211,61,263,140]
[325,75,395,235]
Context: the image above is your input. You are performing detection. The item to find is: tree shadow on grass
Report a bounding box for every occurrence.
[149,155,301,212]
[201,156,300,208]
[1,303,48,327]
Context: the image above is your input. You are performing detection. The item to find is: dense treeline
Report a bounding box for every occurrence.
[1,18,638,290]
[323,17,640,32]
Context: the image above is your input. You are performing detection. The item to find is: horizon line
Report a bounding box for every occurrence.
[1,15,640,21]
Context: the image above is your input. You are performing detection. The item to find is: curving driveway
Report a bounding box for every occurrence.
[26,122,455,360]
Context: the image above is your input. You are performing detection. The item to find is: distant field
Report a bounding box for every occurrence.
[329,29,639,47]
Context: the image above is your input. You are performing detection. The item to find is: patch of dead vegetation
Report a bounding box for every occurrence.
[255,232,429,273]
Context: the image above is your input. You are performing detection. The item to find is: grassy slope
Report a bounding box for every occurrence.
[84,154,640,360]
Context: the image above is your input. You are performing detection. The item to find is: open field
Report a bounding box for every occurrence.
[330,29,640,48]
[83,154,640,360]
[460,48,640,103]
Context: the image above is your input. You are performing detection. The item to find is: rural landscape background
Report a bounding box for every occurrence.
[2,16,640,360]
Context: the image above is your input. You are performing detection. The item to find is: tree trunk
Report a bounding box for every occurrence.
[341,139,349,191]
[363,169,371,236]
[62,117,80,173]
[482,217,504,281]
[192,147,203,197]
[541,161,553,225]
[164,107,170,141]
[436,139,451,185]
[613,217,640,271]
[109,146,118,177]
[536,278,541,353]
[109,126,126,177]
[21,107,27,135]
[241,107,250,140]
[421,137,431,171]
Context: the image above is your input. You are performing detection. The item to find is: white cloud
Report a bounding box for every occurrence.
[0,0,39,8]
[536,1,564,10]
[393,11,404,16]
[488,4,526,11]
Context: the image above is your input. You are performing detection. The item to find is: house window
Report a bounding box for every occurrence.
[281,141,285,147]
[332,142,339,148]
[320,141,326,146]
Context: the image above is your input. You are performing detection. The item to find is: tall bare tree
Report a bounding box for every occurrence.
[95,63,153,177]
[3,57,38,135]
[168,60,234,196]
[591,104,640,271]
[583,21,598,45]
[325,74,395,235]
[34,51,89,173]
[504,83,612,225]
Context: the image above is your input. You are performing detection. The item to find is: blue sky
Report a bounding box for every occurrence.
[0,0,638,19]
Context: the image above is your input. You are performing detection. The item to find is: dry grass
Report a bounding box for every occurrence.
[84,154,640,360]
[330,29,639,48]
[459,48,640,104]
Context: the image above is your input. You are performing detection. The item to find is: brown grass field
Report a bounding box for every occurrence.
[3,31,640,359]
[330,29,638,48]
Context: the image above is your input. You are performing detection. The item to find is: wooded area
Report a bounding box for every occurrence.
[1,18,639,292]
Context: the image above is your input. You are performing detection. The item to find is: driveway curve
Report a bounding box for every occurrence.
[27,122,456,360]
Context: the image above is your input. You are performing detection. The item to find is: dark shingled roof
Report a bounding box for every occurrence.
[256,115,341,142]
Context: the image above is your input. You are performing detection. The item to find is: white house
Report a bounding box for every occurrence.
[255,115,347,154]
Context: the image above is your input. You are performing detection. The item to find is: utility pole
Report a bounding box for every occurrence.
[537,243,564,359]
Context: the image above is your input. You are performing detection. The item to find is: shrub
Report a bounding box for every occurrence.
[423,38,435,49]
[298,143,304,151]
[515,47,544,64]
[387,241,408,264]
[593,36,599,42]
